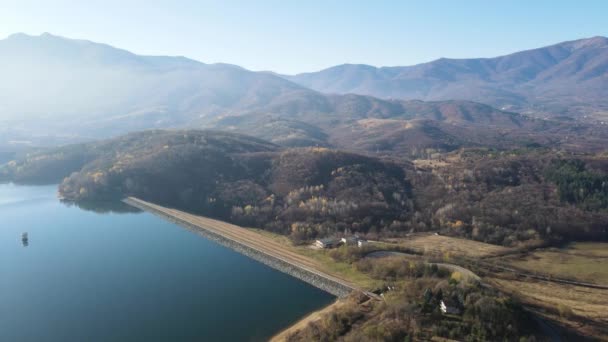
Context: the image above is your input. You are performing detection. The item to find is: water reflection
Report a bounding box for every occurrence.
[60,199,142,214]
[2,183,334,342]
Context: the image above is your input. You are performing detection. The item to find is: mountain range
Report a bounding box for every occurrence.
[3,32,608,342]
[1,33,607,155]
[0,33,312,138]
[284,36,608,118]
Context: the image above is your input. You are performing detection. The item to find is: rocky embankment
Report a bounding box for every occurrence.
[123,197,355,297]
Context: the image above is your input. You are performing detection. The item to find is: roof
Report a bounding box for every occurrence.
[441,299,458,305]
[317,237,339,244]
[341,236,359,242]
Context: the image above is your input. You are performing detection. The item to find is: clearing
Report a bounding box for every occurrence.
[384,233,512,258]
[490,277,608,339]
[502,242,608,284]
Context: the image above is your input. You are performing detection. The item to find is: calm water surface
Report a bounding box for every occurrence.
[0,184,333,341]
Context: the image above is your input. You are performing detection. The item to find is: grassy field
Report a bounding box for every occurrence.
[249,228,384,289]
[503,242,608,284]
[385,233,512,258]
[490,277,608,339]
[250,227,608,339]
[295,247,384,289]
[296,234,509,287]
[568,242,608,257]
[413,159,450,169]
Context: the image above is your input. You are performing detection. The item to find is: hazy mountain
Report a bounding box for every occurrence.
[284,37,608,118]
[2,33,606,156]
[0,32,317,140]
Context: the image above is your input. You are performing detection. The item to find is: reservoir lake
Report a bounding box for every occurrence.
[0,183,333,341]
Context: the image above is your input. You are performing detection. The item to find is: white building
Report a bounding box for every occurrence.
[440,300,461,315]
[340,236,359,245]
[314,238,339,249]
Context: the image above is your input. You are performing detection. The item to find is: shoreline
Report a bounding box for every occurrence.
[270,299,344,342]
[123,197,362,297]
[122,197,379,341]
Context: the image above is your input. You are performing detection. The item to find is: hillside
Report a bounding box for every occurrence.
[0,130,413,242]
[0,33,320,142]
[285,36,608,118]
[214,98,608,156]
[0,130,278,184]
[2,130,606,245]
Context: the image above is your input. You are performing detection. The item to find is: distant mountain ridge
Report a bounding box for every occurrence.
[284,36,608,118]
[0,32,313,137]
[1,33,607,156]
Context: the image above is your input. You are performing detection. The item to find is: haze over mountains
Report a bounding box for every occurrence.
[1,33,607,155]
[3,24,608,341]
[0,33,313,139]
[285,36,608,118]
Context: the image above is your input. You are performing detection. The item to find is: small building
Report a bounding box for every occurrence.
[440,300,461,315]
[340,236,359,246]
[315,238,339,249]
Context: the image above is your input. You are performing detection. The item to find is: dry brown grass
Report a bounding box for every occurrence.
[386,233,512,259]
[569,242,608,257]
[357,118,409,129]
[413,159,450,168]
[295,247,384,289]
[489,277,608,339]
[503,242,608,284]
[270,299,345,342]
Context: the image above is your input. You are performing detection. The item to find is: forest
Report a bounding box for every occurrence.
[286,248,540,341]
[1,130,606,247]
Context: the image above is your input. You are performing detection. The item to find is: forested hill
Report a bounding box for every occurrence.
[1,130,606,246]
[0,130,278,184]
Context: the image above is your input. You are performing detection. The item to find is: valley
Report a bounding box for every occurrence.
[2,128,607,339]
[1,29,608,341]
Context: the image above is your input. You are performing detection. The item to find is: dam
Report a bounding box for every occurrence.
[123,197,373,298]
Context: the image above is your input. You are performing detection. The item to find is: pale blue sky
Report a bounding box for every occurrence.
[1,0,607,73]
